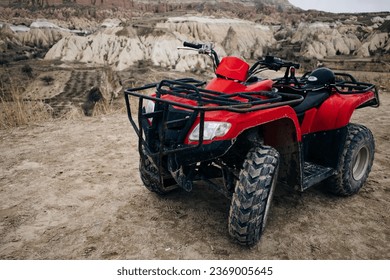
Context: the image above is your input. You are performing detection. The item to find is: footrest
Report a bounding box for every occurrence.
[303,162,335,190]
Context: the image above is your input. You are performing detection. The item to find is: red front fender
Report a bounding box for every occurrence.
[185,105,302,144]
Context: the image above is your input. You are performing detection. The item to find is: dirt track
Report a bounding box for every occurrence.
[0,92,389,260]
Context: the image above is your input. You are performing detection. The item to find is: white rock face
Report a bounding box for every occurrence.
[0,20,72,51]
[45,30,148,69]
[0,24,22,52]
[291,22,362,59]
[18,27,68,48]
[45,16,275,71]
[357,32,390,57]
[41,14,390,70]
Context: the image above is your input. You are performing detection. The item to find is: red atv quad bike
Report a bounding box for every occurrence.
[124,42,380,246]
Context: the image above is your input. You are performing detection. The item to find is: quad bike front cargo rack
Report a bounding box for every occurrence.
[124,78,304,157]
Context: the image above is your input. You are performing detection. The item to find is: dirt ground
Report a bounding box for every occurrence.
[0,86,389,260]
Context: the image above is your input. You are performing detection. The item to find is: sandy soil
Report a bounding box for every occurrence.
[0,91,389,260]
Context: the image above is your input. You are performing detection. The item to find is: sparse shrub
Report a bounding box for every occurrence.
[41,75,54,85]
[82,86,103,116]
[115,27,129,37]
[92,99,111,116]
[21,64,33,78]
[0,59,9,67]
[136,26,154,37]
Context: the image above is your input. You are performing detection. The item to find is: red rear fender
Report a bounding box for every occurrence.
[308,91,376,133]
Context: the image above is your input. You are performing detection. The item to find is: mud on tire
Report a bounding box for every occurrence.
[327,123,375,196]
[228,145,279,246]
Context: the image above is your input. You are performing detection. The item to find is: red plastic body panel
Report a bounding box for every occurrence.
[184,105,301,145]
[206,77,247,93]
[245,79,274,92]
[300,90,376,135]
[215,57,249,82]
[156,78,274,111]
[150,74,376,146]
[182,77,301,145]
[145,77,298,145]
[206,77,273,93]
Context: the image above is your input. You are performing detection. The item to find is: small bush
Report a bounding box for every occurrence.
[0,59,10,66]
[21,64,33,78]
[41,75,54,85]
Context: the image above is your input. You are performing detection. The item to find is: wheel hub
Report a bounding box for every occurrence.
[352,146,369,181]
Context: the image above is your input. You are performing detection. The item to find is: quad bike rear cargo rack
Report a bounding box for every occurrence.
[275,72,380,108]
[333,73,380,107]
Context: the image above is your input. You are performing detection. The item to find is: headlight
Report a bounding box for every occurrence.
[189,121,231,141]
[144,99,155,123]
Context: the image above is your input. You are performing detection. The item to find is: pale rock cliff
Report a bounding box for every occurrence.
[17,27,68,48]
[357,32,390,57]
[45,16,275,71]
[291,22,362,59]
[0,24,22,53]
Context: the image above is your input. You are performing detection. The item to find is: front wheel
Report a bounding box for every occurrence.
[228,145,280,246]
[327,123,375,196]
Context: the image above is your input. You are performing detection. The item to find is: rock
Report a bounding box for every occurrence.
[357,32,390,57]
[17,27,69,48]
[44,16,275,71]
[1,4,389,70]
[291,22,362,59]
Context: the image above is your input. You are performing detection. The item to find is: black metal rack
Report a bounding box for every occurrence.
[333,74,380,105]
[125,78,303,113]
[124,78,304,158]
[274,72,380,108]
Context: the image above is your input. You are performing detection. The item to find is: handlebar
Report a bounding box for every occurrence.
[247,56,301,85]
[182,42,300,80]
[263,56,300,70]
[182,41,220,67]
[183,41,203,49]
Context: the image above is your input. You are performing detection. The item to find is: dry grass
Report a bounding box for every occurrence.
[92,99,126,117]
[58,106,85,120]
[0,81,53,129]
[0,91,126,129]
[0,66,128,128]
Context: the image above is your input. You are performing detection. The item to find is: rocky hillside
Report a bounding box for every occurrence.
[44,17,276,72]
[3,0,291,8]
[45,14,390,72]
[1,0,292,15]
[0,2,389,119]
[0,1,389,72]
[0,1,294,23]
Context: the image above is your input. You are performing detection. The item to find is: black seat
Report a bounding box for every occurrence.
[293,89,330,115]
[293,67,335,116]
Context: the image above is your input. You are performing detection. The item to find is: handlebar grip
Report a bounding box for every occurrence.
[183,41,203,49]
[293,63,300,69]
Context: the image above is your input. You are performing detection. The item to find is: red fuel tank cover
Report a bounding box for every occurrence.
[215,56,249,82]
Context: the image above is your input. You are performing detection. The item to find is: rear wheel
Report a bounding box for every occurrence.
[139,150,177,195]
[327,123,375,196]
[228,145,279,246]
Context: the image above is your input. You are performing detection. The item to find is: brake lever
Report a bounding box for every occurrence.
[177,42,214,54]
[177,47,198,51]
[199,43,214,54]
